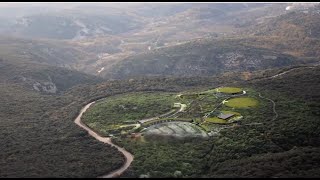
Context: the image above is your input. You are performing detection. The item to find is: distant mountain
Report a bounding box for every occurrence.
[0,3,288,41]
[1,3,319,81]
[1,10,145,40]
[236,4,320,58]
[244,4,320,39]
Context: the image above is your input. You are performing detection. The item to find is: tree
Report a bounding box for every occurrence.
[173,170,182,178]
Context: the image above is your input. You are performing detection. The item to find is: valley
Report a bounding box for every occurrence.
[1,3,320,79]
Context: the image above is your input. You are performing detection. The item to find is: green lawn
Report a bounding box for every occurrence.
[225,97,259,108]
[221,110,241,116]
[82,92,176,135]
[205,117,228,124]
[217,87,243,94]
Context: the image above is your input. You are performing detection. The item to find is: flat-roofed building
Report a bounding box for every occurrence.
[217,113,234,120]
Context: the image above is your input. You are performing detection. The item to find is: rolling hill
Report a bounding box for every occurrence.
[1,3,320,178]
[102,38,300,79]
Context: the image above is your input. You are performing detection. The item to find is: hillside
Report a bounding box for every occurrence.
[0,3,283,40]
[103,38,300,79]
[97,3,320,80]
[0,36,98,70]
[1,60,319,177]
[66,3,288,55]
[1,3,311,80]
[2,35,298,81]
[244,4,320,39]
[201,65,320,178]
[106,65,320,178]
[236,4,320,58]
[0,66,245,177]
[0,50,102,94]
[0,82,125,178]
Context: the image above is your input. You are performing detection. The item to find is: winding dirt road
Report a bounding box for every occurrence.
[74,101,133,178]
[269,66,316,79]
[252,65,318,81]
[253,66,319,121]
[252,65,319,122]
[258,93,278,121]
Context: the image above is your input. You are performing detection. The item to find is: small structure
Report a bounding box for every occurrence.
[173,103,187,111]
[138,117,157,124]
[217,113,235,120]
[130,133,141,139]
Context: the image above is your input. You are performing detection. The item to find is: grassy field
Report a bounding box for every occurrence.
[82,92,177,136]
[217,87,243,94]
[225,97,259,108]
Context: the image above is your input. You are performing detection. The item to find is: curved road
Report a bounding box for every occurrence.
[74,101,134,178]
[269,66,316,79]
[252,65,318,81]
